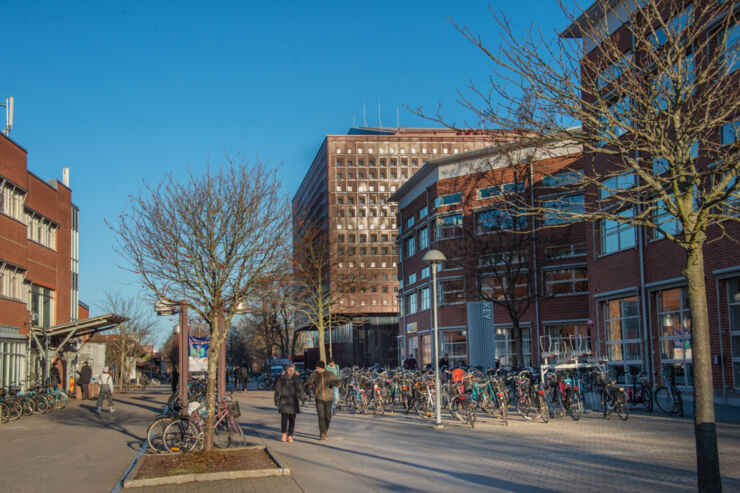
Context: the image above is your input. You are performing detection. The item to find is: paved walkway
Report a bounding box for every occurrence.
[0,386,170,493]
[3,386,739,492]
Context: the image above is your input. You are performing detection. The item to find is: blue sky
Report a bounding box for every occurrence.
[4,1,575,344]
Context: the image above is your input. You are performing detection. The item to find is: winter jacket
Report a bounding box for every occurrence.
[326,364,341,379]
[274,373,303,415]
[304,370,338,402]
[78,365,92,384]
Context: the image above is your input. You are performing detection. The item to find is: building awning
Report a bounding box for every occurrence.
[29,313,128,339]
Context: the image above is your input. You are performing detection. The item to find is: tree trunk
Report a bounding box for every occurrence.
[512,323,524,368]
[119,339,126,392]
[318,322,326,363]
[684,247,721,492]
[203,315,221,452]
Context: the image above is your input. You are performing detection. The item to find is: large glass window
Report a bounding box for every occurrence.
[30,285,54,328]
[477,206,527,233]
[405,236,415,258]
[658,287,693,387]
[603,296,642,383]
[434,193,462,208]
[721,118,739,146]
[420,287,430,311]
[418,227,428,250]
[0,264,26,302]
[495,326,531,368]
[601,209,636,254]
[723,22,739,74]
[441,331,468,365]
[729,277,740,389]
[545,267,588,296]
[438,278,465,305]
[478,182,525,199]
[406,292,418,315]
[544,323,591,357]
[543,194,584,225]
[435,214,463,240]
[544,243,586,260]
[542,170,584,187]
[599,174,636,200]
[653,199,683,239]
[481,274,529,300]
[420,334,431,367]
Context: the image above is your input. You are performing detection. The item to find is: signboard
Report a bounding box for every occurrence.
[467,301,495,368]
[188,335,209,372]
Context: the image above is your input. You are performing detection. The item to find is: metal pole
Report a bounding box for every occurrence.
[431,263,442,428]
[218,311,226,399]
[179,305,188,414]
[329,311,333,360]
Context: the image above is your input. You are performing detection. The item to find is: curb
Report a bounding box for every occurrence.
[122,445,290,489]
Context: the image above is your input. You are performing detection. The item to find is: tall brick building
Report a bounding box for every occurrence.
[292,127,498,366]
[0,132,83,388]
[390,142,588,368]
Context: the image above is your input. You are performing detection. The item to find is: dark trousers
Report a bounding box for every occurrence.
[81,383,90,400]
[281,413,296,435]
[315,399,332,434]
[96,386,114,410]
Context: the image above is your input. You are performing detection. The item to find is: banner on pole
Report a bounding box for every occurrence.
[188,335,209,372]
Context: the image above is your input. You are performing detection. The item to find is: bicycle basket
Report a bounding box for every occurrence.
[226,400,241,419]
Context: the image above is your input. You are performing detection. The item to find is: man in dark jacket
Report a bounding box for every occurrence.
[274,364,303,442]
[240,365,249,392]
[304,361,338,440]
[403,353,418,370]
[77,361,93,400]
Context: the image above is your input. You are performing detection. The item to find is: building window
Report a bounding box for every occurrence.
[721,118,739,146]
[478,182,525,199]
[545,324,591,356]
[418,227,428,250]
[495,326,531,367]
[406,292,418,315]
[0,264,26,302]
[478,206,527,233]
[728,277,740,389]
[0,181,26,222]
[653,199,683,239]
[30,285,55,328]
[481,274,529,300]
[479,251,528,268]
[543,194,584,225]
[658,287,693,387]
[596,49,632,90]
[405,236,416,258]
[545,267,588,296]
[599,174,636,200]
[601,209,636,254]
[435,213,463,240]
[420,266,430,279]
[24,210,58,250]
[648,4,693,49]
[434,192,462,208]
[420,287,430,310]
[603,296,641,384]
[544,243,586,260]
[419,207,428,220]
[542,170,584,187]
[441,331,467,364]
[438,278,465,304]
[406,216,415,229]
[407,273,417,285]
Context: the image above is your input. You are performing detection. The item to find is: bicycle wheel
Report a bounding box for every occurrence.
[615,392,629,421]
[516,393,533,419]
[374,395,385,415]
[601,390,609,418]
[7,400,22,420]
[642,386,653,412]
[55,392,69,410]
[163,419,202,453]
[567,390,582,421]
[538,394,549,423]
[147,416,174,453]
[498,396,508,426]
[32,395,48,414]
[213,420,231,448]
[654,387,675,414]
[465,400,476,428]
[0,402,8,423]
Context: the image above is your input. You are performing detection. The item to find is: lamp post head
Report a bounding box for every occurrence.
[422,250,446,265]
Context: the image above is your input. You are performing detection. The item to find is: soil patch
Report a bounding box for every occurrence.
[134,448,278,479]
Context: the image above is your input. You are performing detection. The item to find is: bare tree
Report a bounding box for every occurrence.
[291,217,355,363]
[111,157,288,450]
[414,1,739,488]
[100,292,157,391]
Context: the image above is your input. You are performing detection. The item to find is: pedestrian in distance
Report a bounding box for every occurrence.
[77,361,92,400]
[240,365,249,392]
[171,367,179,394]
[274,364,304,442]
[439,353,450,370]
[326,359,341,414]
[304,361,339,440]
[403,353,418,370]
[96,366,115,415]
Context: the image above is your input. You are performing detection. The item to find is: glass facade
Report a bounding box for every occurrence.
[657,287,693,387]
[603,296,642,383]
[494,326,531,368]
[727,277,740,389]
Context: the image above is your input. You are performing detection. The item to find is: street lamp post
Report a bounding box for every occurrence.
[156,298,189,413]
[423,249,446,429]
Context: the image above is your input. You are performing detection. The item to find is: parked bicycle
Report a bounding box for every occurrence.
[654,365,684,417]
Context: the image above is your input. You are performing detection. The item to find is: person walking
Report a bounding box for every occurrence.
[326,359,341,414]
[96,366,115,415]
[77,361,92,400]
[240,365,249,392]
[304,361,338,440]
[274,364,303,442]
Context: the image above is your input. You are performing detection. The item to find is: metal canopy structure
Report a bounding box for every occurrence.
[28,313,128,385]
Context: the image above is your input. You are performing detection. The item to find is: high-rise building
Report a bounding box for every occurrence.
[293,127,499,366]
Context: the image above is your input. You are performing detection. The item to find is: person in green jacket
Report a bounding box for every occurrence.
[304,361,339,440]
[326,359,341,414]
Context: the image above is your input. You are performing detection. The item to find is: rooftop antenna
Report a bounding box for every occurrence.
[396,106,400,129]
[362,100,367,127]
[2,97,13,136]
[378,97,382,128]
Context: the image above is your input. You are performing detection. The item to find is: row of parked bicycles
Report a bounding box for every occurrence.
[1,384,69,422]
[324,364,685,428]
[147,379,245,454]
